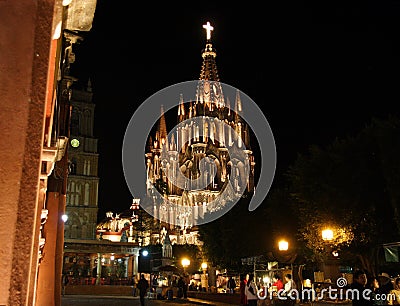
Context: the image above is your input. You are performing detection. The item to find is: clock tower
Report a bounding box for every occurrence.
[65,79,99,240]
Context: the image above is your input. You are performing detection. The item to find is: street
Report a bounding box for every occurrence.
[61,295,221,306]
[62,296,183,306]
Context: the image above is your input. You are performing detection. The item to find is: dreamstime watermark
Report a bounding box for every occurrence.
[255,278,397,302]
[122,80,276,226]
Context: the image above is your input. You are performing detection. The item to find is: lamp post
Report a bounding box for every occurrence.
[181,258,190,276]
[321,228,335,258]
[321,228,334,280]
[201,262,208,292]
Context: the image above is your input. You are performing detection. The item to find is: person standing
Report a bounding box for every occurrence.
[61,272,69,296]
[283,274,297,306]
[240,274,249,306]
[379,272,395,304]
[177,276,185,298]
[228,276,237,294]
[182,276,188,299]
[245,274,258,306]
[137,274,149,306]
[131,275,137,297]
[388,277,400,305]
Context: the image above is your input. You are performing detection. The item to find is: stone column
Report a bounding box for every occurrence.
[124,257,129,278]
[133,249,139,277]
[0,1,57,304]
[96,253,102,285]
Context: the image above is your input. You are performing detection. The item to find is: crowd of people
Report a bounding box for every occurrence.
[239,272,297,306]
[130,269,400,306]
[237,269,400,306]
[350,269,400,305]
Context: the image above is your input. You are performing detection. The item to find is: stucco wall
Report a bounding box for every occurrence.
[0,0,55,305]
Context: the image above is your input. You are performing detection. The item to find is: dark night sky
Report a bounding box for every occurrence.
[71,2,400,221]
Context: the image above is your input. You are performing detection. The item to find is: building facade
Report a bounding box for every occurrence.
[0,1,97,305]
[144,22,256,242]
[62,59,141,287]
[65,80,99,240]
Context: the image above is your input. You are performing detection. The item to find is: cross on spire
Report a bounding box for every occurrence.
[203,21,214,40]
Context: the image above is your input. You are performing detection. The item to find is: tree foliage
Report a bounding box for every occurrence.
[286,115,400,273]
[172,243,202,273]
[197,196,273,272]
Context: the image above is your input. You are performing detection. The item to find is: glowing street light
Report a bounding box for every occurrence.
[322,229,334,241]
[182,258,190,275]
[278,240,289,251]
[201,262,209,291]
[182,258,190,268]
[61,214,68,223]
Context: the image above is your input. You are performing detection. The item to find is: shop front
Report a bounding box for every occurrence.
[63,239,140,286]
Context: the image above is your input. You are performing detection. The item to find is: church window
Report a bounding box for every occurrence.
[71,225,78,239]
[70,108,81,136]
[70,158,77,175]
[84,183,89,205]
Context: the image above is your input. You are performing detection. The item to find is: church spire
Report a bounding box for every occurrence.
[199,22,219,82]
[158,105,168,145]
[197,22,224,109]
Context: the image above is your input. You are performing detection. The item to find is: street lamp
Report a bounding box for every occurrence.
[320,228,335,279]
[322,229,334,241]
[181,258,190,274]
[278,239,289,251]
[61,214,68,223]
[201,262,208,292]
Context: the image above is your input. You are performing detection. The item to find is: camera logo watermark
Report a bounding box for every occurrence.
[122,80,276,226]
[336,277,347,288]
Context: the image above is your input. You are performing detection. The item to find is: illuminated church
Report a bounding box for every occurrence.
[144,22,256,241]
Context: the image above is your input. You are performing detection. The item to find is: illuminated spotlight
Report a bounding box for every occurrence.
[142,250,149,257]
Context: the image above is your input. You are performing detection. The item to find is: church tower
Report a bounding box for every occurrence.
[145,22,255,244]
[64,80,99,240]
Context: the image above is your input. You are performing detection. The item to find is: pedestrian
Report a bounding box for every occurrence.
[227,276,237,294]
[177,276,185,298]
[283,273,297,306]
[61,272,69,296]
[368,276,385,305]
[182,276,188,299]
[379,272,395,301]
[388,277,400,305]
[350,269,372,306]
[137,274,149,306]
[245,274,258,306]
[240,274,249,306]
[131,275,137,297]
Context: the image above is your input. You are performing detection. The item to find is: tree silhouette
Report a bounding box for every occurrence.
[287,115,400,274]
